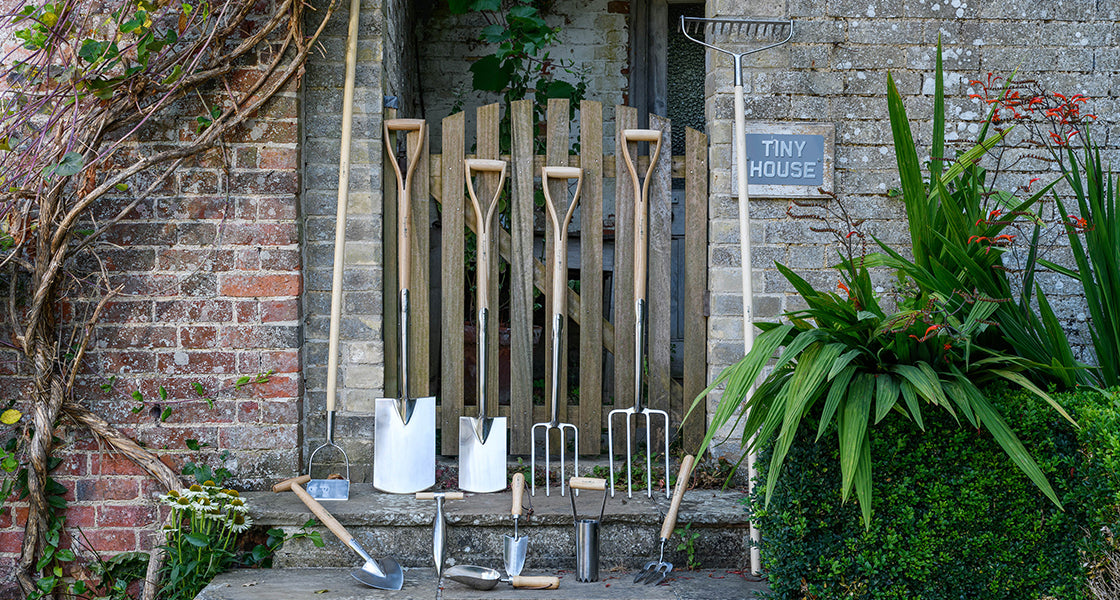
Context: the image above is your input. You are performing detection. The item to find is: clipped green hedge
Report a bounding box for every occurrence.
[754,386,1120,600]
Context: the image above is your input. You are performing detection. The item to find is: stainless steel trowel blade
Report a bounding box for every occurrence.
[373,396,436,494]
[503,533,527,577]
[458,415,507,493]
[352,556,404,591]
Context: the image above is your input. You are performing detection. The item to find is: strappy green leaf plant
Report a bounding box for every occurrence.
[686,42,1078,526]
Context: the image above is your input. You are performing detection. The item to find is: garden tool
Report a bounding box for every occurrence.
[272,475,403,590]
[608,129,670,499]
[459,159,509,494]
[416,491,463,577]
[445,565,559,590]
[375,118,436,495]
[306,0,366,502]
[503,472,530,577]
[680,15,793,574]
[531,166,584,497]
[635,455,695,585]
[569,477,608,582]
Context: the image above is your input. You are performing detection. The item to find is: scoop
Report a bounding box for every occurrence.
[445,565,559,591]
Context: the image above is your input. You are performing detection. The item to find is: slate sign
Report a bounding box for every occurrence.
[746,133,825,186]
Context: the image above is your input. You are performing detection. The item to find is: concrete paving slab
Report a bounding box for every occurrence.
[197,568,768,600]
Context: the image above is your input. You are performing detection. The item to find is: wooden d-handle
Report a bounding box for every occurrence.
[661,455,695,540]
[510,575,560,589]
[288,481,355,547]
[465,159,508,312]
[622,129,661,143]
[569,477,607,491]
[415,491,466,500]
[272,474,311,492]
[619,128,663,303]
[511,473,525,517]
[541,166,583,323]
[383,118,427,290]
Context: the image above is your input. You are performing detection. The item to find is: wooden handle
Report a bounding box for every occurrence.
[465,159,507,312]
[272,474,311,492]
[384,119,427,290]
[619,129,662,303]
[661,455,695,539]
[569,477,606,491]
[541,165,583,321]
[415,491,465,500]
[511,473,525,517]
[623,128,661,143]
[510,575,560,589]
[289,482,354,545]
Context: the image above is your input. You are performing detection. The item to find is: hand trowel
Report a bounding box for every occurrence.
[503,473,529,576]
[459,159,509,493]
[375,118,436,495]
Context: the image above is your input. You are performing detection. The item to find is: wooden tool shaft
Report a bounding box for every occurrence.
[511,473,525,517]
[465,160,507,311]
[416,491,465,500]
[272,474,311,492]
[661,455,695,539]
[620,129,662,303]
[384,119,426,289]
[511,575,560,589]
[541,166,583,323]
[569,477,607,491]
[290,482,355,546]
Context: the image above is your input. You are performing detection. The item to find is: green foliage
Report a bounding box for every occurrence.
[1045,140,1120,388]
[673,522,701,570]
[753,386,1120,600]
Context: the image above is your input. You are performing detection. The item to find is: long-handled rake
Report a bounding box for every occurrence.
[608,128,669,499]
[680,13,793,575]
[531,166,583,497]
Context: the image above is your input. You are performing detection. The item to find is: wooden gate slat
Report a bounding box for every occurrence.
[544,98,571,436]
[509,99,536,454]
[409,123,431,397]
[578,100,603,455]
[439,112,465,455]
[612,105,638,454]
[648,114,672,444]
[475,103,502,422]
[682,126,708,452]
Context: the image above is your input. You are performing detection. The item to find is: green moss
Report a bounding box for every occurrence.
[754,386,1120,600]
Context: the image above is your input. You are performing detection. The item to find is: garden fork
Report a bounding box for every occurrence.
[608,128,669,498]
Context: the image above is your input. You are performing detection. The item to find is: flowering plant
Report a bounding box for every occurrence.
[157,481,254,600]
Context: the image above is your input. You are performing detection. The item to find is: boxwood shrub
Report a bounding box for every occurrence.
[753,386,1120,600]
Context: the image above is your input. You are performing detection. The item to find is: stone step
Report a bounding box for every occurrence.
[197,567,768,600]
[246,484,752,572]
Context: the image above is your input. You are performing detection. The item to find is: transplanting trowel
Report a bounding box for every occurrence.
[273,475,403,590]
[416,491,464,577]
[459,159,509,494]
[375,118,436,495]
[503,473,529,576]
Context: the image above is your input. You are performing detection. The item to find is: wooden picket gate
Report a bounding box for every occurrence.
[383,99,709,458]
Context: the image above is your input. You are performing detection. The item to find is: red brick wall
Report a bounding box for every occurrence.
[0,55,303,581]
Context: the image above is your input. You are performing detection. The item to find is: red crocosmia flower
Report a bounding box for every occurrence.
[943,342,953,351]
[988,209,1002,220]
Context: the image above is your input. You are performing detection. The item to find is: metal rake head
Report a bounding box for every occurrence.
[530,421,579,496]
[680,15,792,40]
[606,407,670,498]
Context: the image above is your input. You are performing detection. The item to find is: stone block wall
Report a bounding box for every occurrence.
[702,0,1120,447]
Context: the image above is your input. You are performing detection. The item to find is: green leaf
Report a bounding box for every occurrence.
[186,439,201,451]
[469,55,511,92]
[447,0,471,13]
[78,39,108,63]
[817,365,856,441]
[874,374,899,423]
[838,373,873,502]
[469,0,500,10]
[185,532,210,547]
[132,390,143,403]
[545,80,576,99]
[158,386,168,401]
[160,407,172,422]
[161,64,183,85]
[970,395,1061,508]
[45,152,84,177]
[508,4,537,18]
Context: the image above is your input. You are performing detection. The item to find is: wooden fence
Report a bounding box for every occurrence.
[383,99,709,457]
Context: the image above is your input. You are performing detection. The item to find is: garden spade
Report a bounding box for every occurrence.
[272,475,403,591]
[445,565,559,590]
[459,159,509,494]
[375,118,436,495]
[635,455,695,585]
[503,472,529,576]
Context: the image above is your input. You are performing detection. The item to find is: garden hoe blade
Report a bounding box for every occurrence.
[503,473,529,576]
[459,159,509,494]
[272,476,404,590]
[636,455,695,585]
[375,118,436,495]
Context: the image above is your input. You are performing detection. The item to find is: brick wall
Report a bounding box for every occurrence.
[0,9,304,581]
